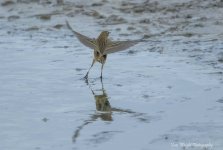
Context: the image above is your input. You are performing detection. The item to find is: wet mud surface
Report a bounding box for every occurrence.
[0,0,223,150]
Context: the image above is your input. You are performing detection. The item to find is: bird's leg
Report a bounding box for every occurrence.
[100,77,105,95]
[100,63,104,80]
[84,59,95,79]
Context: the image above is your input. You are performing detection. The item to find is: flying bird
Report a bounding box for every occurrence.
[66,21,141,79]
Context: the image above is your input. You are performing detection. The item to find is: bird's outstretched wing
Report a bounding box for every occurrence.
[66,21,97,49]
[104,40,140,54]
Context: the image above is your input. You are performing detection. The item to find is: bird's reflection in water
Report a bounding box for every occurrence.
[72,78,151,143]
[72,79,112,143]
[90,79,112,121]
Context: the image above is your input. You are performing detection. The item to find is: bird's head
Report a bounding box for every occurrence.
[99,31,110,39]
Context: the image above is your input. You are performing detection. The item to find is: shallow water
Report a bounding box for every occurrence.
[1,0,223,150]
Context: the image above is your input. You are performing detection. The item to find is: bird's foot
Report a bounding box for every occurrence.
[84,74,88,79]
[83,75,89,84]
[100,75,103,81]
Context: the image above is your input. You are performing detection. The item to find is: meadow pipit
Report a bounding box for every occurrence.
[66,21,141,79]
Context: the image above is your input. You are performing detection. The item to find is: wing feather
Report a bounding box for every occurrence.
[104,40,140,54]
[66,21,97,49]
